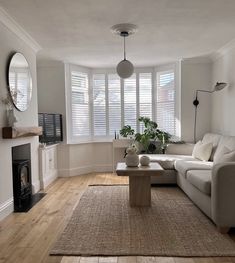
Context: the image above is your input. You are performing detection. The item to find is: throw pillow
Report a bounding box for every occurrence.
[214,146,235,164]
[192,140,213,161]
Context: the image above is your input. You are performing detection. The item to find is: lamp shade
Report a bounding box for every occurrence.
[214,82,227,91]
[116,59,134,79]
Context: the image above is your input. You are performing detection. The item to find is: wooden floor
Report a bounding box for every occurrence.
[1,173,235,263]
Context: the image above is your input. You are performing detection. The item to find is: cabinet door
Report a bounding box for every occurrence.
[46,148,57,172]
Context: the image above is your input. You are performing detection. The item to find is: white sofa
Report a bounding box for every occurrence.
[144,133,235,233]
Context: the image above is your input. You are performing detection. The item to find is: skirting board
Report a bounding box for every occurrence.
[41,171,58,190]
[58,165,112,177]
[0,197,13,221]
[32,179,40,194]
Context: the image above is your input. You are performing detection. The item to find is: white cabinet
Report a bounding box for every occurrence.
[39,144,58,190]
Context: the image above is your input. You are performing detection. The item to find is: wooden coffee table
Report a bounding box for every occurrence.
[116,162,163,207]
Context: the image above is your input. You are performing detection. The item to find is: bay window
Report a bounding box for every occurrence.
[67,64,179,143]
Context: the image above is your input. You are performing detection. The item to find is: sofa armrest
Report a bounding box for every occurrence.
[165,143,195,155]
[211,162,235,227]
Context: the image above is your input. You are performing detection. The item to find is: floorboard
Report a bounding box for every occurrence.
[0,173,234,263]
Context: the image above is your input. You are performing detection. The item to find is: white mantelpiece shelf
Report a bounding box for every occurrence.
[2,126,42,139]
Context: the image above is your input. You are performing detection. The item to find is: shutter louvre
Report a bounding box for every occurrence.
[93,74,106,136]
[139,73,152,131]
[71,71,90,136]
[124,74,137,132]
[156,70,176,135]
[108,74,121,136]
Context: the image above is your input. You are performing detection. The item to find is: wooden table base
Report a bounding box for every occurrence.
[129,176,151,207]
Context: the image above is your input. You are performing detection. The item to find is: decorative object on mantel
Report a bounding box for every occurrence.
[111,23,137,79]
[1,93,18,127]
[125,144,139,167]
[2,126,42,139]
[193,82,228,143]
[7,52,32,112]
[140,155,150,166]
[6,108,18,127]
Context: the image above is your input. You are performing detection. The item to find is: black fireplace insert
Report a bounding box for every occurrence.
[12,144,46,212]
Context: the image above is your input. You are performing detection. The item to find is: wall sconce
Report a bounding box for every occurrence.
[193,82,227,143]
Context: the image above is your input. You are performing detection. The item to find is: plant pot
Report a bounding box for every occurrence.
[125,152,139,167]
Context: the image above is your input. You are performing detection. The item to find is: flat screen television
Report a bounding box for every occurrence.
[38,113,63,144]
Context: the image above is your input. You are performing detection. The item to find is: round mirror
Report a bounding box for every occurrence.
[8,53,32,111]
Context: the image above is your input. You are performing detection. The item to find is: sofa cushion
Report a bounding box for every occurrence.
[192,141,213,161]
[187,170,212,195]
[214,135,235,161]
[166,143,195,155]
[213,146,235,164]
[175,160,213,177]
[141,154,195,170]
[202,133,221,161]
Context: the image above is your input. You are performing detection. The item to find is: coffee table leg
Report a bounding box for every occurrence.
[129,176,151,207]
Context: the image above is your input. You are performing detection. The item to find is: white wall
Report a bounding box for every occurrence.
[181,59,212,142]
[37,58,214,177]
[0,21,39,220]
[57,142,113,177]
[37,60,67,138]
[211,47,235,135]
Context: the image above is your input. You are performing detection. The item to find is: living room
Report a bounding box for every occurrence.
[1,0,235,262]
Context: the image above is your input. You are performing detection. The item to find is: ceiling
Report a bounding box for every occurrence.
[1,0,235,68]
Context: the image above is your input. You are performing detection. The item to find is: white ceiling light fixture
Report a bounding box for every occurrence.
[111,23,138,79]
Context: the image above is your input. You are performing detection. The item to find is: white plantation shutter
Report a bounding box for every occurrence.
[71,71,90,136]
[93,74,106,136]
[139,73,152,131]
[68,66,178,142]
[156,70,176,135]
[108,74,121,136]
[124,74,137,131]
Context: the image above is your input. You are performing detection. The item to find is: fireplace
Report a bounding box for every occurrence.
[13,159,31,210]
[12,144,46,212]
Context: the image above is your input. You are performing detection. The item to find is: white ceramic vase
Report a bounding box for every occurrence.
[125,152,139,167]
[140,155,150,166]
[6,108,17,127]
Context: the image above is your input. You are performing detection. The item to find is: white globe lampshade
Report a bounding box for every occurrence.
[116,59,134,79]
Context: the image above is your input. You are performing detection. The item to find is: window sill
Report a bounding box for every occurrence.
[67,138,114,145]
[66,137,133,145]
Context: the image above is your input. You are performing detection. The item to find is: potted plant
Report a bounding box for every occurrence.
[120,117,171,154]
[119,125,135,138]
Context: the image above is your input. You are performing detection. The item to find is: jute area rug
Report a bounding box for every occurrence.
[50,185,235,257]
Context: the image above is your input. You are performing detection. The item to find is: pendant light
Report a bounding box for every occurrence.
[111,23,137,79]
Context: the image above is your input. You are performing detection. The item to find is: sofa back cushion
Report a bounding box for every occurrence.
[202,133,221,161]
[214,135,235,162]
[214,146,235,164]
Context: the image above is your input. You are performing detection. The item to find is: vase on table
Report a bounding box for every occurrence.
[125,144,139,167]
[125,152,139,167]
[140,155,150,166]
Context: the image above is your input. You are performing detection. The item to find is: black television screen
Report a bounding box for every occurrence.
[38,113,63,144]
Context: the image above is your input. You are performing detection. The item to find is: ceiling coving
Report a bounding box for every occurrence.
[1,0,235,67]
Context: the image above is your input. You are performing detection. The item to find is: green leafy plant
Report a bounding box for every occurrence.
[119,125,135,138]
[120,117,171,154]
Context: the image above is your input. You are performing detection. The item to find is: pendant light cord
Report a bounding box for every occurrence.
[123,36,126,60]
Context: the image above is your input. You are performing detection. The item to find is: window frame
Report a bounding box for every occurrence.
[66,64,180,144]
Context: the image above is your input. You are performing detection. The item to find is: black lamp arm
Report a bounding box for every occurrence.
[193,89,213,107]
